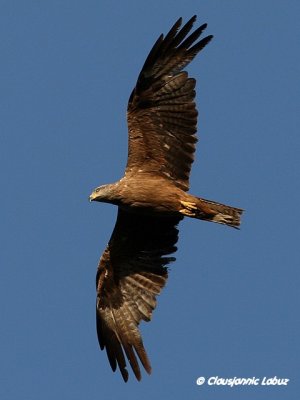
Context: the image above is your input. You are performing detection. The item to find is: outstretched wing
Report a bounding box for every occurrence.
[96,209,182,381]
[126,16,213,191]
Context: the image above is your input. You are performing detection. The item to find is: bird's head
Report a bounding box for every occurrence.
[89,183,116,203]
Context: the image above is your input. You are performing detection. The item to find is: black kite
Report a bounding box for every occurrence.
[89,16,243,382]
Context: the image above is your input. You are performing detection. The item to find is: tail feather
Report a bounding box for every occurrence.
[197,197,243,228]
[179,197,243,228]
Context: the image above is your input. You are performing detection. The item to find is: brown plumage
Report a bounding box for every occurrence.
[89,15,243,381]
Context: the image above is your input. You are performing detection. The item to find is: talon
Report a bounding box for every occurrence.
[179,208,195,217]
[180,201,197,210]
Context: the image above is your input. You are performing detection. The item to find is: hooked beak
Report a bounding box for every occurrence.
[89,192,97,202]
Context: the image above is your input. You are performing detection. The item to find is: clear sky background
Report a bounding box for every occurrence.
[1,1,299,399]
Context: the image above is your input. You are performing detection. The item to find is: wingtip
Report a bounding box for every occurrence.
[120,367,129,382]
[205,34,214,46]
[176,16,183,25]
[170,16,183,33]
[184,15,198,30]
[145,364,152,375]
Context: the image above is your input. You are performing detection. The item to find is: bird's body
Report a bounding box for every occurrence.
[89,16,243,382]
[91,175,241,225]
[90,174,180,211]
[91,175,182,214]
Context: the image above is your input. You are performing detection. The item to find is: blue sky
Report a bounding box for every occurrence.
[1,1,299,399]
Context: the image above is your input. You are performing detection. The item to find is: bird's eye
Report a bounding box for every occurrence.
[95,188,100,193]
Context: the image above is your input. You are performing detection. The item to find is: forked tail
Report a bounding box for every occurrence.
[179,197,243,228]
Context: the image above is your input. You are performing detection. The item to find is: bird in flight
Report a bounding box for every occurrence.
[89,15,243,382]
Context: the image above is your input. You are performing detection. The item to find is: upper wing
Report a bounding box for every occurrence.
[96,209,182,381]
[126,16,213,191]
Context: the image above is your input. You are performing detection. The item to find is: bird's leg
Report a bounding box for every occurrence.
[179,200,198,217]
